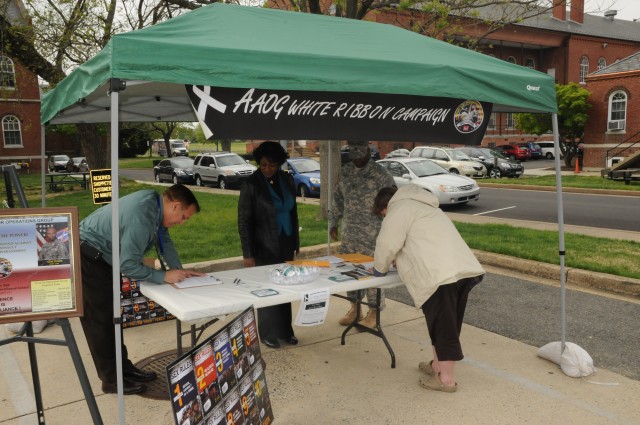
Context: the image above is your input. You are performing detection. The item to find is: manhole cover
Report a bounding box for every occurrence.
[134,348,190,400]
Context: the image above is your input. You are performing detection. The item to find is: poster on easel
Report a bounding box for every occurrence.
[0,207,82,324]
[167,306,274,425]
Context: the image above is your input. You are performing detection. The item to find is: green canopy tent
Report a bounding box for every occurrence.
[40,4,567,421]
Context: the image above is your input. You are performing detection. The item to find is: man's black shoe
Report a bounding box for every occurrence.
[124,366,157,382]
[262,338,281,349]
[285,336,299,345]
[101,379,146,395]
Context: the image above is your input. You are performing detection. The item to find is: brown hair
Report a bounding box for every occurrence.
[372,186,397,216]
[164,184,200,212]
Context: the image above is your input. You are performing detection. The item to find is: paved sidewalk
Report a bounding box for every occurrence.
[2,296,640,424]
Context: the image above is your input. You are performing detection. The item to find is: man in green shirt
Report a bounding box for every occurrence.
[79,184,204,395]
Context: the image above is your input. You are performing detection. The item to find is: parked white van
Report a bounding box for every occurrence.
[537,142,563,160]
[156,139,189,157]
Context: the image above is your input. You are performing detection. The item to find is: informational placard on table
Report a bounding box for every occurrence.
[0,207,82,324]
[167,307,274,425]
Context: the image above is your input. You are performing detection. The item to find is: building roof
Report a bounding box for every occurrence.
[441,2,640,43]
[517,10,640,43]
[591,51,640,75]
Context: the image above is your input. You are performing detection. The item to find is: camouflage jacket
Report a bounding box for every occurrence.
[329,160,395,256]
[39,240,69,260]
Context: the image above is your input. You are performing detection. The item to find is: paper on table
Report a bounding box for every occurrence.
[335,253,374,263]
[312,255,347,265]
[173,274,222,289]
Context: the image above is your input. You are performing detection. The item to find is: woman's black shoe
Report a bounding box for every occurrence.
[286,336,299,345]
[263,338,281,349]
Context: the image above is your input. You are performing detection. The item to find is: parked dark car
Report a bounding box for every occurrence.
[284,157,321,197]
[48,154,70,172]
[456,147,523,178]
[499,144,531,161]
[66,157,89,173]
[153,157,195,184]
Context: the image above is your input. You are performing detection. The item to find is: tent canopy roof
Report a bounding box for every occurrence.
[41,3,556,125]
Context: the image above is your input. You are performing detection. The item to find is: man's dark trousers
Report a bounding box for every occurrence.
[79,243,134,384]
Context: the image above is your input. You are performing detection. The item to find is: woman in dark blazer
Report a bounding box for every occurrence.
[238,141,300,348]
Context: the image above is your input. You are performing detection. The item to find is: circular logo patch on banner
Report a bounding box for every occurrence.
[453,100,484,134]
[0,258,13,279]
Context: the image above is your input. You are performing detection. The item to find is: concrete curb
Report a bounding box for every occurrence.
[473,250,640,298]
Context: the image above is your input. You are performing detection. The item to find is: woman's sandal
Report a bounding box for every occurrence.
[418,360,435,376]
[419,373,457,393]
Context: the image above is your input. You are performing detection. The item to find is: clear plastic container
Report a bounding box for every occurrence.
[267,265,319,285]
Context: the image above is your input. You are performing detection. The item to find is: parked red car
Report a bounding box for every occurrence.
[499,144,531,161]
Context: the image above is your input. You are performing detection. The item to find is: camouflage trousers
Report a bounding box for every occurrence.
[346,288,386,311]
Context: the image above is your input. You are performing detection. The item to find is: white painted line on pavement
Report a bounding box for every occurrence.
[473,206,516,216]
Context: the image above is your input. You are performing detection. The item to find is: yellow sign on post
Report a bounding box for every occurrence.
[90,169,112,204]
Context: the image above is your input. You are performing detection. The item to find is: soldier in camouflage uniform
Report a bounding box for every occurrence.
[329,140,395,327]
[39,226,69,261]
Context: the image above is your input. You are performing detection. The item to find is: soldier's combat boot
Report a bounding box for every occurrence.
[338,302,362,326]
[359,309,379,328]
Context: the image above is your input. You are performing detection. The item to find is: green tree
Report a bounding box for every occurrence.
[515,82,591,166]
[119,127,149,158]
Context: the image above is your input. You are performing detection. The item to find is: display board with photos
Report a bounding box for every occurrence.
[167,306,273,425]
[120,277,174,328]
[0,207,83,324]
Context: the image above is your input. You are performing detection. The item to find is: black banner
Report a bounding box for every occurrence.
[186,85,492,145]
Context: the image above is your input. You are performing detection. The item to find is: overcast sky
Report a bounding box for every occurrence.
[585,0,640,21]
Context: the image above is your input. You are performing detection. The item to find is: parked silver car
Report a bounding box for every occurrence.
[409,146,486,178]
[48,154,70,172]
[377,158,480,205]
[192,152,256,189]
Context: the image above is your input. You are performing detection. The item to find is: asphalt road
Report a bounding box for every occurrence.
[457,187,640,231]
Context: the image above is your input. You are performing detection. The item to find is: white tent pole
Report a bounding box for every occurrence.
[551,113,566,352]
[110,80,126,424]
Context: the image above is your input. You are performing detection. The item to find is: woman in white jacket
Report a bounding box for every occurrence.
[372,184,484,393]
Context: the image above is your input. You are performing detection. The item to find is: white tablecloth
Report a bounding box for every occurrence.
[140,264,402,325]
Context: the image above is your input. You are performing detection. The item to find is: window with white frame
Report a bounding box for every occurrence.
[488,113,496,129]
[0,56,16,89]
[597,57,607,70]
[579,56,589,83]
[608,91,627,131]
[507,56,516,64]
[505,113,515,129]
[524,58,535,69]
[3,115,22,146]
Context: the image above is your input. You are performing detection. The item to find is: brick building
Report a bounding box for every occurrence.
[0,0,42,172]
[583,52,640,168]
